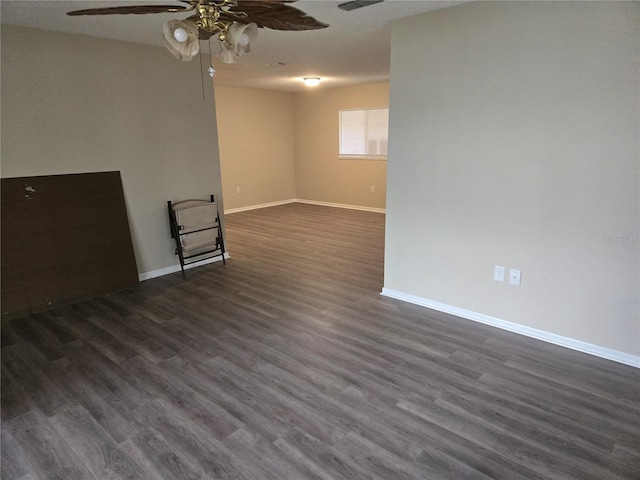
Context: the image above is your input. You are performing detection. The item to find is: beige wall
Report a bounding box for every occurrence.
[214,85,296,211]
[293,83,388,210]
[1,26,224,277]
[214,82,389,212]
[385,2,639,359]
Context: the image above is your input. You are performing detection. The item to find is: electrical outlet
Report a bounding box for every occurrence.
[236,186,240,194]
[494,266,505,282]
[370,186,375,193]
[509,268,521,285]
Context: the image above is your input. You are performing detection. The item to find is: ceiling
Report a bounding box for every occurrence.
[1,0,463,92]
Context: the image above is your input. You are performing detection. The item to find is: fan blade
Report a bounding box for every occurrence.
[67,5,190,16]
[223,2,328,31]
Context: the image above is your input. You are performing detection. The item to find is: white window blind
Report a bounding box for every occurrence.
[339,107,389,158]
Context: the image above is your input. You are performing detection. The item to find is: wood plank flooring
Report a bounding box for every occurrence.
[2,202,639,479]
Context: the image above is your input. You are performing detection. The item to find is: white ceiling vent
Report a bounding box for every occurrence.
[338,0,384,12]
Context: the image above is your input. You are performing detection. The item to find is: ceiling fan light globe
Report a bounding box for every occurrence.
[163,20,199,61]
[226,22,257,57]
[238,33,250,47]
[173,27,188,43]
[220,42,240,63]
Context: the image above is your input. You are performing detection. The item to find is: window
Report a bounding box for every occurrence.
[339,107,389,159]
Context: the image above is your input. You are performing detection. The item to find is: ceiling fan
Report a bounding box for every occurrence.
[67,0,329,64]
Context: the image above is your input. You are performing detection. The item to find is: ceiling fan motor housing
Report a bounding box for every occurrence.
[196,3,222,33]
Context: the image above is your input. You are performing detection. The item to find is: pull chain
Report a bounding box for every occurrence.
[199,41,206,101]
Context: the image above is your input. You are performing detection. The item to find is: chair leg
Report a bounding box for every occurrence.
[217,212,226,265]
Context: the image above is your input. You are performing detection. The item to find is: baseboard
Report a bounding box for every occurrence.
[224,198,385,215]
[380,287,640,368]
[138,253,230,281]
[295,198,385,214]
[224,199,296,215]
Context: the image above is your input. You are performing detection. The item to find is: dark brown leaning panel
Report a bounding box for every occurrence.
[1,171,139,317]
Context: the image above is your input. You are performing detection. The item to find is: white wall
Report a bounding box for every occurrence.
[1,26,224,278]
[384,2,639,361]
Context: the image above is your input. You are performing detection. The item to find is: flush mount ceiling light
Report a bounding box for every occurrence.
[303,77,321,87]
[68,0,328,64]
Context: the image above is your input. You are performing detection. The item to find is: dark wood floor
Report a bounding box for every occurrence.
[2,203,639,480]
